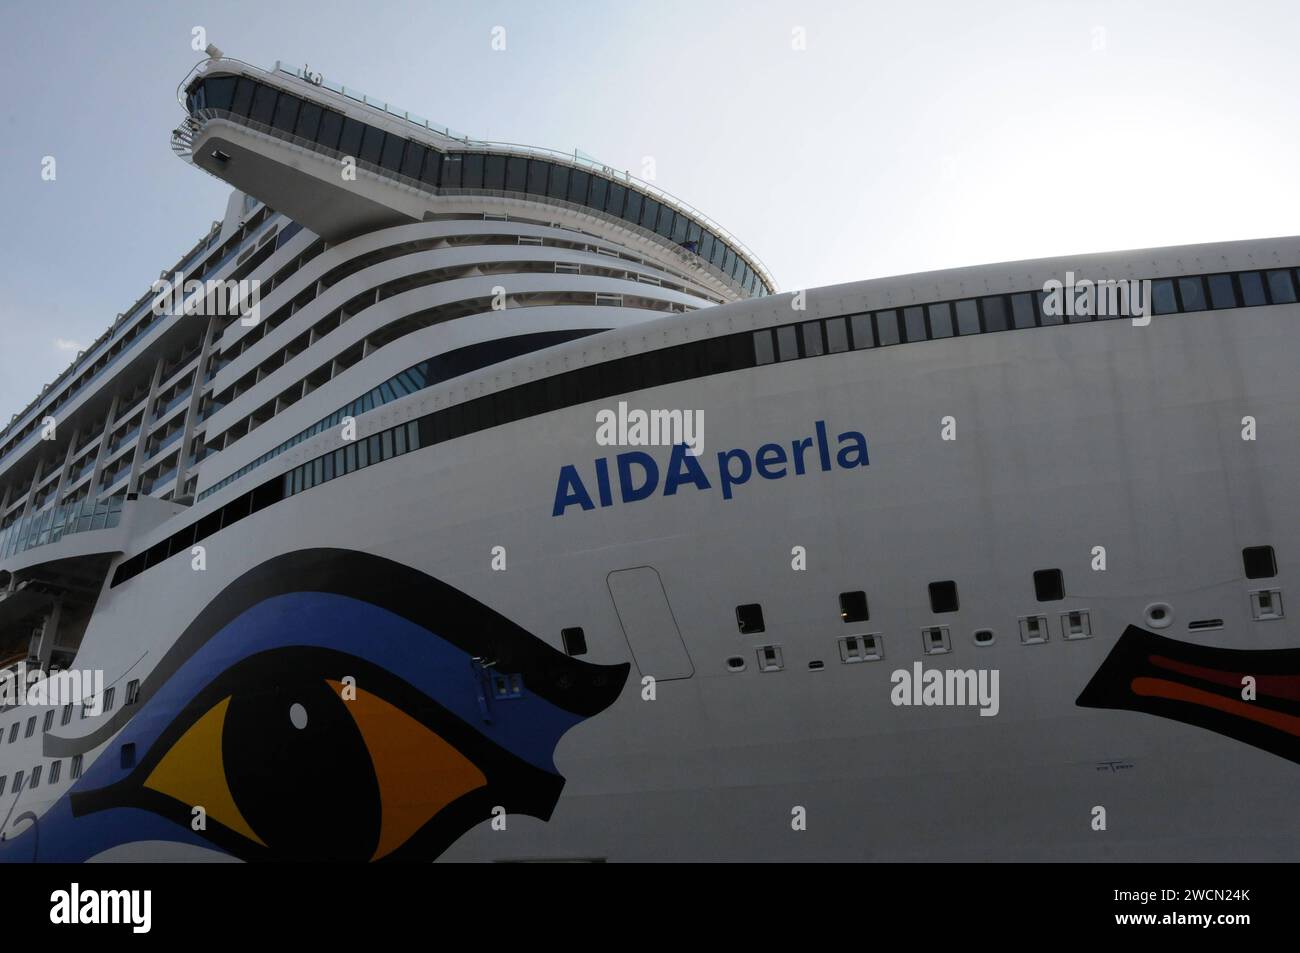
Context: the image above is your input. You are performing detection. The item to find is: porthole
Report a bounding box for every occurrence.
[1144,603,1173,629]
[973,629,995,646]
[726,656,746,672]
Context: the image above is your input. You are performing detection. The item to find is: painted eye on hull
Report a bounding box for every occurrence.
[75,646,568,862]
[143,674,487,860]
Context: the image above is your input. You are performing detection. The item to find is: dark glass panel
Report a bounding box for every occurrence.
[338,117,364,158]
[1238,271,1266,306]
[605,181,626,217]
[359,125,385,165]
[927,302,953,338]
[420,149,442,186]
[875,310,900,346]
[316,109,343,150]
[902,306,926,342]
[441,153,462,188]
[229,78,254,117]
[1177,276,1207,311]
[641,197,661,231]
[205,76,236,111]
[271,93,300,133]
[568,169,590,205]
[826,316,849,352]
[548,164,569,200]
[295,101,323,141]
[249,83,278,125]
[776,325,799,361]
[380,133,405,172]
[1267,269,1297,303]
[623,189,643,225]
[526,159,549,194]
[1207,273,1237,309]
[800,320,825,356]
[1011,292,1036,328]
[850,313,874,348]
[505,156,527,191]
[588,175,608,210]
[1151,279,1178,314]
[462,152,484,188]
[401,142,426,180]
[981,295,1010,331]
[954,299,980,334]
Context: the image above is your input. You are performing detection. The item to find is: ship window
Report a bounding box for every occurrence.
[338,117,365,158]
[49,760,61,784]
[973,629,995,645]
[527,159,549,195]
[568,168,590,204]
[640,197,660,231]
[736,603,765,634]
[875,310,900,346]
[12,770,22,793]
[249,83,277,125]
[71,754,83,780]
[922,626,951,655]
[317,110,343,150]
[1011,292,1037,328]
[204,76,236,111]
[0,777,5,795]
[849,313,874,348]
[1207,273,1237,309]
[1243,545,1277,579]
[1178,276,1207,312]
[1238,271,1267,306]
[322,453,334,481]
[359,125,385,166]
[928,302,953,338]
[24,716,35,738]
[126,679,141,705]
[954,299,980,334]
[295,101,323,141]
[402,142,429,181]
[29,765,41,789]
[380,134,405,173]
[753,329,776,365]
[120,743,136,770]
[81,701,91,719]
[1151,279,1178,314]
[460,152,484,188]
[982,295,1010,331]
[801,321,825,356]
[839,591,869,623]
[561,627,587,657]
[826,316,849,353]
[230,78,254,117]
[928,580,959,613]
[271,93,300,134]
[776,325,799,361]
[381,429,395,459]
[891,305,922,342]
[103,687,116,713]
[606,182,627,217]
[1034,568,1064,601]
[1038,289,1063,326]
[42,710,54,732]
[1266,269,1297,304]
[61,703,72,726]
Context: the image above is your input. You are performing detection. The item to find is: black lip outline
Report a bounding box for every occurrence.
[1077,624,1300,765]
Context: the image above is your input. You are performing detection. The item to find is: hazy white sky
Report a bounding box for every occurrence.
[1,0,1297,421]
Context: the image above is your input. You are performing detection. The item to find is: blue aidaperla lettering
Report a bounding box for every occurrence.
[552,420,868,516]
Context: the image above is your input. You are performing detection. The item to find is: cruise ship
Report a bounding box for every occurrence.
[1,50,1297,862]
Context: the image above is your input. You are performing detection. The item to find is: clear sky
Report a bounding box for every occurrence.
[1,0,1298,423]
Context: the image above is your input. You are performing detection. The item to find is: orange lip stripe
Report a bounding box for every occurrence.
[1131,677,1300,737]
[1148,654,1300,702]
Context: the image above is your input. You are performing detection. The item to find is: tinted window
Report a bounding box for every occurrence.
[982,296,1010,331]
[640,198,660,231]
[605,182,626,217]
[402,142,427,180]
[1238,271,1266,306]
[801,321,825,356]
[568,169,590,205]
[380,134,405,173]
[850,313,874,348]
[875,310,900,346]
[296,101,323,141]
[954,299,980,334]
[1267,269,1297,303]
[249,84,278,124]
[547,164,569,200]
[776,325,799,361]
[927,302,953,338]
[505,156,527,192]
[623,189,643,225]
[338,117,364,158]
[1178,276,1207,311]
[205,77,236,111]
[903,306,926,342]
[271,93,300,133]
[420,150,442,186]
[462,153,484,188]
[1038,290,1062,326]
[928,580,959,613]
[1151,279,1178,314]
[527,160,549,194]
[441,154,462,188]
[1207,273,1236,309]
[359,125,385,165]
[589,175,608,210]
[753,330,775,365]
[316,110,343,150]
[825,316,849,353]
[1011,292,1036,328]
[230,78,254,117]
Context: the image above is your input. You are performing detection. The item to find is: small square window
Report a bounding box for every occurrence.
[928,580,959,614]
[736,603,765,634]
[120,743,136,770]
[561,627,587,657]
[1243,545,1277,579]
[757,645,784,672]
[1033,568,1065,602]
[1020,615,1050,644]
[839,591,869,623]
[922,626,951,654]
